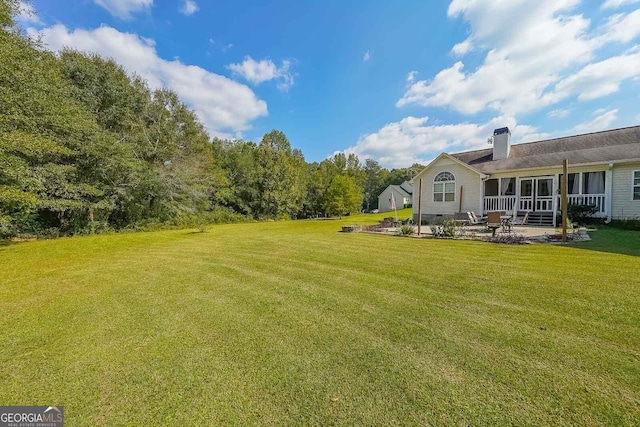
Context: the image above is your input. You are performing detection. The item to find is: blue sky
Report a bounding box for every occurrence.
[18,0,640,167]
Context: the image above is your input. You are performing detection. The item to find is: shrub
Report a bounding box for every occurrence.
[568,204,598,225]
[431,220,466,238]
[488,233,528,244]
[399,225,414,236]
[609,218,640,231]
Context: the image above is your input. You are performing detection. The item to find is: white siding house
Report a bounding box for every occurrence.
[412,126,640,224]
[377,181,413,213]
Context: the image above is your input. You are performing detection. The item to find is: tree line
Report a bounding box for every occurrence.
[0,1,421,238]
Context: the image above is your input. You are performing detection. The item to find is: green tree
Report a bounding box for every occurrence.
[323,175,363,219]
[254,130,307,219]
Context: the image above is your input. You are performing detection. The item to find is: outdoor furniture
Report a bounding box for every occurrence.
[453,212,470,224]
[513,212,529,226]
[500,215,513,233]
[466,211,485,225]
[486,211,502,236]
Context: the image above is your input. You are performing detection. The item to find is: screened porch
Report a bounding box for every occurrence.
[482,171,608,216]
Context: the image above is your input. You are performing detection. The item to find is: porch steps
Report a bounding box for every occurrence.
[522,211,554,226]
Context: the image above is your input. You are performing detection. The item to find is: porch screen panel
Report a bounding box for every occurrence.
[538,179,551,197]
[560,173,579,194]
[484,179,498,196]
[583,171,605,194]
[500,178,515,195]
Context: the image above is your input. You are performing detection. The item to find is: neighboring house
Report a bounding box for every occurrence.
[411,126,640,225]
[378,181,413,212]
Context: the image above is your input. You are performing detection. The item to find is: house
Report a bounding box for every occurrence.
[411,125,640,225]
[378,181,413,212]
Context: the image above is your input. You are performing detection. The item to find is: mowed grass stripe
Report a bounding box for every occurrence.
[0,211,639,425]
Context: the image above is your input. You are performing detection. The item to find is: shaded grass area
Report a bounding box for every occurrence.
[1,210,639,425]
[575,227,640,257]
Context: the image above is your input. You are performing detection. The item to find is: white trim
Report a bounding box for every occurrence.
[606,166,613,222]
[633,170,640,201]
[478,161,614,176]
[433,175,456,203]
[411,152,487,183]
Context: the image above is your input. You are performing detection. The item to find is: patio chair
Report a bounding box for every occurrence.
[512,212,529,226]
[486,211,502,236]
[453,212,470,224]
[468,211,486,224]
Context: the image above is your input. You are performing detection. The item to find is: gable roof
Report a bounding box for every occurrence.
[387,184,412,197]
[412,152,485,183]
[450,125,640,174]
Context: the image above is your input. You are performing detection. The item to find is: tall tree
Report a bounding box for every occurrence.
[323,175,363,219]
[254,130,307,219]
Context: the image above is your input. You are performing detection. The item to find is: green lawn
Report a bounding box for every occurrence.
[1,210,639,425]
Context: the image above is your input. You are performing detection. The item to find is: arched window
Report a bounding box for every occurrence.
[434,172,455,202]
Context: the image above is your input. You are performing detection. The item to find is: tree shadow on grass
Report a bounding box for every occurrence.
[569,228,640,257]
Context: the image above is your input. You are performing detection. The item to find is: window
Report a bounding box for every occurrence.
[634,171,640,201]
[434,172,455,202]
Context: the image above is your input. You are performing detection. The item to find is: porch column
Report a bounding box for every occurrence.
[552,174,559,227]
[479,180,485,215]
[606,164,613,222]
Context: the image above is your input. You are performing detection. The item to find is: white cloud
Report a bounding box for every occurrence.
[31,24,268,137]
[451,38,472,56]
[341,116,545,168]
[180,0,199,16]
[548,108,571,119]
[227,56,295,91]
[596,10,640,44]
[548,50,640,101]
[363,50,372,62]
[16,0,42,24]
[398,1,640,116]
[602,0,640,9]
[574,108,619,133]
[93,0,153,19]
[406,71,418,83]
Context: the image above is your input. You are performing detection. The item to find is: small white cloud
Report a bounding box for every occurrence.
[548,51,640,101]
[93,0,153,19]
[602,0,640,9]
[451,38,472,56]
[16,0,42,24]
[548,108,571,119]
[208,38,233,52]
[574,108,619,133]
[406,71,418,83]
[180,0,199,16]
[595,10,640,45]
[363,50,372,63]
[227,56,295,91]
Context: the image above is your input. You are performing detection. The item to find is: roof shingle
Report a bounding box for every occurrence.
[450,125,640,174]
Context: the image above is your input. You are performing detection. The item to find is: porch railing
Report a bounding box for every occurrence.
[483,195,516,213]
[559,194,607,215]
